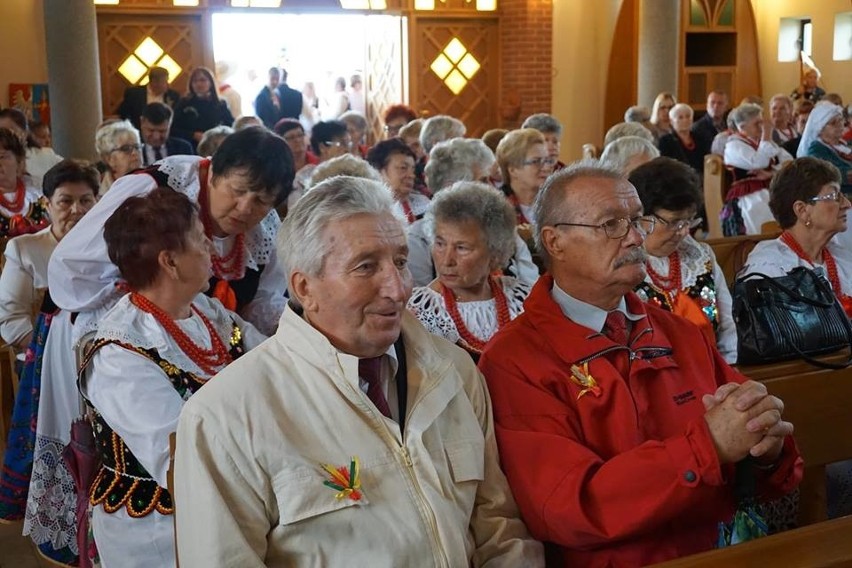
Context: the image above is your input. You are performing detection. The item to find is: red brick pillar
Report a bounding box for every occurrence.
[499,0,553,128]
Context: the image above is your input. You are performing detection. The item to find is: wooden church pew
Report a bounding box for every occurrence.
[650,515,852,567]
[736,353,852,526]
[705,233,778,286]
[703,154,727,239]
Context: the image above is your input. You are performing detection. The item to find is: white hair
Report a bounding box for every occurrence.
[424,138,495,193]
[95,120,140,157]
[599,136,660,174]
[277,176,400,279]
[420,115,466,154]
[307,154,382,189]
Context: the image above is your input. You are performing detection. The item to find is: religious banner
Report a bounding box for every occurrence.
[8,84,52,126]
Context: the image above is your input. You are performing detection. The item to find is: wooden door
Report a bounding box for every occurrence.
[411,17,499,138]
[97,13,205,117]
[364,15,407,145]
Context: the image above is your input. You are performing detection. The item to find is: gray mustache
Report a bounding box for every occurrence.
[614,247,647,268]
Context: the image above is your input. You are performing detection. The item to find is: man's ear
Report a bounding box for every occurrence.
[539,226,567,262]
[290,271,318,312]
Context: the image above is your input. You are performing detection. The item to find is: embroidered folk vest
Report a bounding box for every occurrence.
[84,324,245,518]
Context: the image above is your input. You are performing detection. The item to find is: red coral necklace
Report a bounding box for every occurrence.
[400,199,415,224]
[781,231,852,316]
[197,159,246,280]
[130,292,232,375]
[0,179,26,213]
[645,251,682,303]
[441,276,511,354]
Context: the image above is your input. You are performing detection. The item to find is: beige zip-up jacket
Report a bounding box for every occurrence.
[174,306,544,567]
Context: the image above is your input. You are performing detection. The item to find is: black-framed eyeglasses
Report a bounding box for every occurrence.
[653,214,702,233]
[809,190,848,204]
[521,156,557,169]
[111,144,141,155]
[552,216,655,239]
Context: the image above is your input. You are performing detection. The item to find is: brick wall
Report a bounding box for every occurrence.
[499,0,553,128]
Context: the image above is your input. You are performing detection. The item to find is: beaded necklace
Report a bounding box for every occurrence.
[781,231,852,316]
[441,276,511,354]
[645,251,683,304]
[197,159,246,280]
[0,179,26,213]
[130,292,232,376]
[400,199,416,224]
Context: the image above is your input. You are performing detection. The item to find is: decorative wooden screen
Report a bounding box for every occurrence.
[364,16,407,145]
[97,13,204,117]
[411,17,498,138]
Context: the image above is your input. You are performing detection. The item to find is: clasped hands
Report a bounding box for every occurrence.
[703,380,793,466]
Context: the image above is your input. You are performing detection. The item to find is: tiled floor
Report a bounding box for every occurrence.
[0,521,56,568]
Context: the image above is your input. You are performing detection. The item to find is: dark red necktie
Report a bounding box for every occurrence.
[603,310,629,346]
[358,357,392,418]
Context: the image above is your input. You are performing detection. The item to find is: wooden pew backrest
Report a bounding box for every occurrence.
[705,233,779,286]
[703,154,727,239]
[737,353,852,525]
[650,515,852,567]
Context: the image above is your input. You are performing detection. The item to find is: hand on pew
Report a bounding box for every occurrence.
[702,380,793,465]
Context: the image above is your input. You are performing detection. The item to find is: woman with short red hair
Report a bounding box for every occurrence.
[81,188,264,567]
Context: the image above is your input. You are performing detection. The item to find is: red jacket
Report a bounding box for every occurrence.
[479,275,802,567]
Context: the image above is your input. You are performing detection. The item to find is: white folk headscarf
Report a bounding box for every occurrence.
[797,101,843,158]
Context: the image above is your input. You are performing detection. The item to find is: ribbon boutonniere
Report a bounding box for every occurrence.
[569,363,602,400]
[321,456,363,502]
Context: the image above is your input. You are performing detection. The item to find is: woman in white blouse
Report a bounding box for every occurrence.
[82,187,264,568]
[742,157,852,315]
[407,181,531,360]
[0,160,98,349]
[740,156,852,519]
[0,160,98,535]
[628,157,738,363]
[723,103,794,235]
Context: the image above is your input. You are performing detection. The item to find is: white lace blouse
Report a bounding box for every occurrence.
[407,277,530,346]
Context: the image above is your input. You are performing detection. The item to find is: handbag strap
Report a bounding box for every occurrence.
[736,270,836,308]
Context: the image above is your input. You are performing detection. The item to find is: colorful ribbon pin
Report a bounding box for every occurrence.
[321,456,363,501]
[569,363,602,400]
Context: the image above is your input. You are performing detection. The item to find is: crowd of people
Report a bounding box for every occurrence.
[1,63,851,568]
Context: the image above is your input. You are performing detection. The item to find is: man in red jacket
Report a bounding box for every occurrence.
[478,162,803,567]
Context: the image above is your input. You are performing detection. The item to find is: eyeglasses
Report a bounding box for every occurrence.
[521,157,557,169]
[553,216,656,239]
[111,144,141,155]
[810,190,849,204]
[323,140,353,149]
[653,214,702,233]
[384,124,404,134]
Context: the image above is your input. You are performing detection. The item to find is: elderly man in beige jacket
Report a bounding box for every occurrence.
[173,176,544,567]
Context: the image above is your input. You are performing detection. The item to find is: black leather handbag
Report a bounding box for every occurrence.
[733,267,852,368]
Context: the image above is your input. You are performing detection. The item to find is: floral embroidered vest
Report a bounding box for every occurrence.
[84,324,245,518]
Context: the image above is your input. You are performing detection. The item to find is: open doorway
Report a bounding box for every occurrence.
[211,11,406,140]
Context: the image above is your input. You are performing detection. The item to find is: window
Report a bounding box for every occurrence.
[778,17,810,62]
[835,12,852,61]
